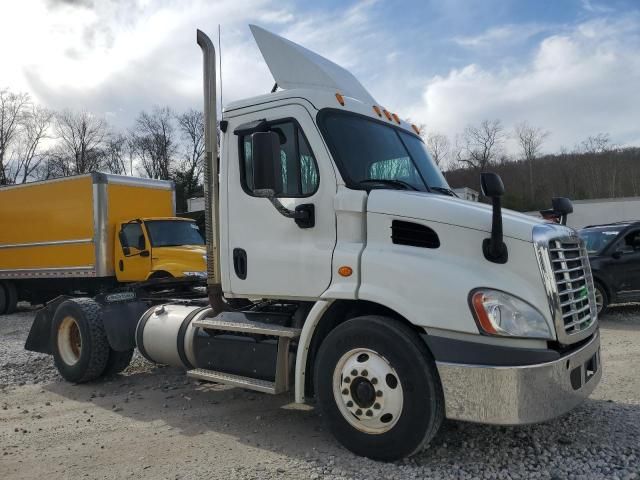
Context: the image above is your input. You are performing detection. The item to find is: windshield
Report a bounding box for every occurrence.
[579,226,624,254]
[319,110,450,193]
[145,220,204,248]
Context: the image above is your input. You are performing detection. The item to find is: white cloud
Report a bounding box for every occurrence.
[454,23,551,48]
[406,16,640,154]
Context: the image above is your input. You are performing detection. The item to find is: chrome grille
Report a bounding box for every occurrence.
[548,239,596,335]
[533,224,598,345]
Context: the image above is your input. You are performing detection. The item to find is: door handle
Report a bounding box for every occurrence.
[233,248,247,279]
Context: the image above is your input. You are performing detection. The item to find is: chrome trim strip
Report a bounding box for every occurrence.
[0,238,93,249]
[93,181,112,276]
[101,173,174,190]
[437,330,601,424]
[0,266,96,279]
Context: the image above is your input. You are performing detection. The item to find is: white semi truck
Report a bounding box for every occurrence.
[27,26,601,461]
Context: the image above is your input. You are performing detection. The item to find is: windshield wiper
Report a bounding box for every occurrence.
[430,186,458,197]
[358,179,420,191]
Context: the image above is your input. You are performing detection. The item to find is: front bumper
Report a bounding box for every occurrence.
[436,330,601,425]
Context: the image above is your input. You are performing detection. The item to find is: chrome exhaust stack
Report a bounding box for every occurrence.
[197,29,224,314]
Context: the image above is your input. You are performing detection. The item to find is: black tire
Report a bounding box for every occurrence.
[51,298,110,383]
[314,315,444,461]
[103,348,134,376]
[1,281,18,314]
[594,282,609,316]
[0,283,7,315]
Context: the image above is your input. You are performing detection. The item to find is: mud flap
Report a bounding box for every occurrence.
[24,296,70,354]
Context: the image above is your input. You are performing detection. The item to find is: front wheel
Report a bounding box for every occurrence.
[314,315,444,461]
[594,282,608,316]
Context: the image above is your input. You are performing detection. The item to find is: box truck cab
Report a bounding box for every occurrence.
[27,26,601,461]
[115,217,206,281]
[0,173,206,311]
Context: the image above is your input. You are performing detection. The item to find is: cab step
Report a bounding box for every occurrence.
[188,368,281,394]
[193,311,301,338]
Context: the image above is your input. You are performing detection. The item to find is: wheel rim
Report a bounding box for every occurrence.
[58,316,82,366]
[332,348,403,434]
[594,287,604,314]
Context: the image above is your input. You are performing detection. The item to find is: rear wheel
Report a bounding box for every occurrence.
[1,281,18,314]
[103,348,134,376]
[594,282,608,316]
[0,283,7,314]
[52,298,110,383]
[314,315,444,461]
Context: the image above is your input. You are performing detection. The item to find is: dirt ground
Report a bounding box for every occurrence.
[1,305,639,480]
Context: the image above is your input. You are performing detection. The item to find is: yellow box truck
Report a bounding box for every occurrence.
[0,172,207,313]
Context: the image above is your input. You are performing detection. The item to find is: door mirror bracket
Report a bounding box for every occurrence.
[254,189,315,228]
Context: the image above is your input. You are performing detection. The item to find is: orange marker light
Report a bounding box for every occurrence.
[391,113,401,124]
[411,124,421,134]
[338,266,353,277]
[372,105,382,117]
[382,109,392,121]
[335,92,345,106]
[472,292,497,335]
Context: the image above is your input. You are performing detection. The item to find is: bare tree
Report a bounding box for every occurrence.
[49,110,109,176]
[175,109,205,199]
[0,89,30,184]
[8,105,53,183]
[457,119,504,172]
[514,121,548,202]
[580,133,612,154]
[424,132,450,168]
[130,107,176,180]
[104,133,130,175]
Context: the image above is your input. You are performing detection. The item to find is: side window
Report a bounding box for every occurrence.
[620,230,640,253]
[240,120,319,197]
[122,223,145,250]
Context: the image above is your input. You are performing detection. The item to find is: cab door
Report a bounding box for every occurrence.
[224,104,337,298]
[115,221,152,282]
[608,228,640,299]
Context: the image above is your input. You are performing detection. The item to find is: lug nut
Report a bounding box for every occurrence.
[366,410,373,416]
[347,401,353,407]
[371,378,378,385]
[373,403,380,410]
[362,370,368,377]
[351,369,358,376]
[342,388,348,395]
[344,377,351,383]
[355,409,362,416]
[376,390,383,397]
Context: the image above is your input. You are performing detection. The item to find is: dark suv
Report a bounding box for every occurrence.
[579,221,640,314]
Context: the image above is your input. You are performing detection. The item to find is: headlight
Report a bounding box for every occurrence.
[470,289,552,339]
[183,271,207,278]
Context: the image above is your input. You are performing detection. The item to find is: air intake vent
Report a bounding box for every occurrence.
[391,220,440,249]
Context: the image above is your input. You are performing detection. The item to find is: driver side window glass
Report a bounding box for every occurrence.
[240,120,319,197]
[122,223,145,250]
[620,230,640,253]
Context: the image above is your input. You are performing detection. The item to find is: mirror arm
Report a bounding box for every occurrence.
[254,189,315,228]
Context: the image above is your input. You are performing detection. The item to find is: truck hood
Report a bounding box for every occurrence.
[152,245,207,269]
[367,190,547,242]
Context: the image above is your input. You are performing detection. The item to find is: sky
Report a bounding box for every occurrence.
[2,0,640,156]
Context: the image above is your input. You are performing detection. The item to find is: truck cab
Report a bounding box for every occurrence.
[27,25,601,462]
[115,217,206,281]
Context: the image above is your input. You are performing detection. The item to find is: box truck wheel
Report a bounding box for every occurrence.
[51,298,110,383]
[103,348,134,376]
[0,283,7,315]
[314,315,444,461]
[1,281,18,314]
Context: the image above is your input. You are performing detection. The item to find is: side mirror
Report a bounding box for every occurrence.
[480,172,508,264]
[480,172,504,198]
[119,230,131,256]
[140,250,150,258]
[612,250,623,260]
[251,131,282,194]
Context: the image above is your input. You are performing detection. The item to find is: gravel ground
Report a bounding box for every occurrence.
[1,303,639,479]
